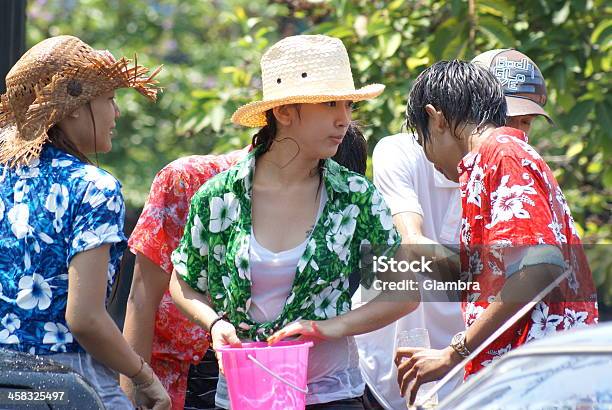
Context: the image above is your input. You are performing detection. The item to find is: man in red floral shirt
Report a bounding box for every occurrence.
[395,60,598,405]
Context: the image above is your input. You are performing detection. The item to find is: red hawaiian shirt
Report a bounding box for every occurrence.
[458,127,598,377]
[128,148,248,363]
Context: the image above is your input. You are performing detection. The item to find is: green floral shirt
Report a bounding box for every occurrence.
[171,150,400,340]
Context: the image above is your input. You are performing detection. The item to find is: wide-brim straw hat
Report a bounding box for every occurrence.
[0,35,162,167]
[231,35,384,127]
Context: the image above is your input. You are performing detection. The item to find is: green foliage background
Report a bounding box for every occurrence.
[27,0,611,302]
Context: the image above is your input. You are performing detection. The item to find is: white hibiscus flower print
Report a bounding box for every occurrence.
[297,239,319,273]
[548,219,567,244]
[106,196,122,213]
[486,175,537,229]
[45,183,69,219]
[0,329,19,344]
[13,179,30,202]
[563,308,588,330]
[313,286,343,319]
[8,203,33,239]
[555,187,578,237]
[460,218,471,246]
[213,244,226,264]
[234,238,250,280]
[1,313,20,332]
[43,322,73,352]
[209,192,240,233]
[466,162,485,207]
[51,159,73,167]
[482,344,512,367]
[15,158,40,178]
[328,204,359,237]
[326,230,351,264]
[0,198,4,221]
[82,183,108,208]
[465,302,484,326]
[16,273,52,310]
[348,176,368,193]
[527,302,563,341]
[514,138,541,160]
[191,215,209,256]
[71,223,121,250]
[77,166,117,190]
[196,274,208,293]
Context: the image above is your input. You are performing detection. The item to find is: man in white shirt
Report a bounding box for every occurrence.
[353,48,553,409]
[352,134,465,409]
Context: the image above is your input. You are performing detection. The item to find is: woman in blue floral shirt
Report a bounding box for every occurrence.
[0,36,169,409]
[169,35,420,409]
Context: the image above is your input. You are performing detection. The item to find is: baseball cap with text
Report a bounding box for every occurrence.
[472,49,551,122]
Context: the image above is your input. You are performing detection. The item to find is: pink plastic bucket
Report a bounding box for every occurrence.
[217,340,313,410]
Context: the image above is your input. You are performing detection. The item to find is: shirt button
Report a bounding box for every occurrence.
[193,355,199,361]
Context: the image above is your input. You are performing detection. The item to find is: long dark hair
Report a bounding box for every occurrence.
[47,102,99,165]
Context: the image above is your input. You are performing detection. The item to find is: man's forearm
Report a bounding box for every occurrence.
[462,263,563,353]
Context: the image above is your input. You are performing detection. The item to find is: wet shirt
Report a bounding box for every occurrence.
[458,127,598,377]
[0,145,126,354]
[128,149,247,362]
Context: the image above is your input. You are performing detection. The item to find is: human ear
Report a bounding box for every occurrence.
[424,104,448,132]
[272,105,295,127]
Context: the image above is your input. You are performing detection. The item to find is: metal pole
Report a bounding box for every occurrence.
[0,0,27,93]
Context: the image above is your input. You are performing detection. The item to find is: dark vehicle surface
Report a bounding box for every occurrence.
[0,348,104,409]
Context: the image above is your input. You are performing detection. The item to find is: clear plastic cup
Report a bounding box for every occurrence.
[397,328,439,409]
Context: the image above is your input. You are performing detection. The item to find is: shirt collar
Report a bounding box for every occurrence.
[457,126,528,177]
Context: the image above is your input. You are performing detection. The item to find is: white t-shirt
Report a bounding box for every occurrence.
[246,189,364,406]
[352,133,465,409]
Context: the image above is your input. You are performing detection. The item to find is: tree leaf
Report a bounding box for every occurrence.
[384,33,402,58]
[477,0,515,18]
[552,2,571,26]
[590,19,612,50]
[478,16,515,46]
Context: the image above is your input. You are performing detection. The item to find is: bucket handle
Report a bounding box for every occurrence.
[247,354,308,394]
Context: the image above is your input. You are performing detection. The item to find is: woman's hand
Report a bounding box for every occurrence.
[267,319,345,345]
[131,361,171,410]
[394,346,461,405]
[210,320,241,375]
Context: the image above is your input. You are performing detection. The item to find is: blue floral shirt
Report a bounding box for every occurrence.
[0,145,127,355]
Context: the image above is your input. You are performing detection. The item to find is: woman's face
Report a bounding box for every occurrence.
[284,100,353,160]
[60,91,120,154]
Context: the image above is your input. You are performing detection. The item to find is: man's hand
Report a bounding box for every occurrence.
[395,346,462,405]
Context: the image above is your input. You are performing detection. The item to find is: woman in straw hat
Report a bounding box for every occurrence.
[121,126,368,410]
[0,35,170,409]
[169,34,420,409]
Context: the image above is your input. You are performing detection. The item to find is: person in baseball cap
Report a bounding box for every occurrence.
[472,49,552,133]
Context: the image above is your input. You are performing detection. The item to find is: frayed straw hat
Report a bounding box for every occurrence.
[0,35,161,167]
[231,35,384,127]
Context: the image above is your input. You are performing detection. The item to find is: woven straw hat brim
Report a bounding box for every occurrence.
[0,35,162,167]
[231,83,384,127]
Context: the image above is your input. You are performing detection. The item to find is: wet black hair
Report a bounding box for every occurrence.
[405,60,507,148]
